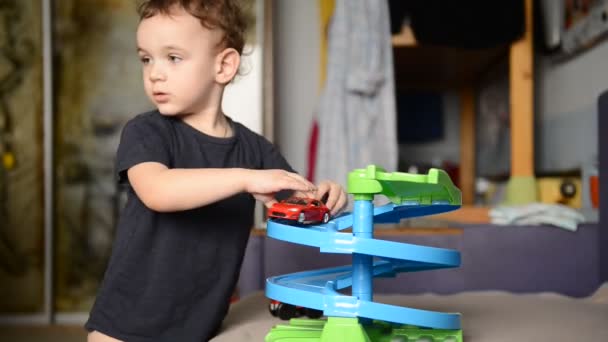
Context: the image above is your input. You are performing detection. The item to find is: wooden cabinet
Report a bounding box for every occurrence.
[392,0,535,208]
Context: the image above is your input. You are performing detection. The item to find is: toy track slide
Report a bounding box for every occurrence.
[265,166,464,342]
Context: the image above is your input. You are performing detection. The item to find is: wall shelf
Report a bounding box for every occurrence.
[393,44,508,91]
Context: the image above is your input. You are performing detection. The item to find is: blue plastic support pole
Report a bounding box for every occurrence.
[352,199,373,323]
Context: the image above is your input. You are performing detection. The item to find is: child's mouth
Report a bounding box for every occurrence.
[153,92,170,103]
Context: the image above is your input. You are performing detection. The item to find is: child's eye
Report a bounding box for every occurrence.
[139,56,151,65]
[169,55,182,63]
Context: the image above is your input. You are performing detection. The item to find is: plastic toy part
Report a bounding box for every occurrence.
[268,300,323,320]
[505,175,538,204]
[347,165,461,205]
[266,317,463,342]
[265,166,464,341]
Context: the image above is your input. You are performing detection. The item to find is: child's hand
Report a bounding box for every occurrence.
[246,169,316,207]
[314,180,348,215]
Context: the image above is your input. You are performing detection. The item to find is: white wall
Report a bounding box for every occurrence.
[223,46,263,134]
[274,0,320,174]
[535,39,608,171]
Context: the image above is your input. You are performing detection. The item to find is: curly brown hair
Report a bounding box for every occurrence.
[136,0,249,55]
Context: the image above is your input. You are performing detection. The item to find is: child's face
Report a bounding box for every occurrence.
[136,7,224,116]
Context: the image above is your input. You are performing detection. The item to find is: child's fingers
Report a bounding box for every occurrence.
[286,172,316,191]
[264,198,278,208]
[253,193,277,207]
[317,181,348,215]
[315,182,331,201]
[316,182,342,212]
[280,177,313,193]
[325,187,340,211]
[331,190,348,215]
[293,190,315,199]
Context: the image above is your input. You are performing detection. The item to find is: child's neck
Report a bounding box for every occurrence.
[181,109,230,138]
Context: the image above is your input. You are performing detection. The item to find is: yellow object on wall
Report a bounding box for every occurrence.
[537,177,582,208]
[318,0,334,89]
[2,152,15,170]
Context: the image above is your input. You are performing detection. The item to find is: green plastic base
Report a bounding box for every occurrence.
[504,176,538,205]
[265,317,463,342]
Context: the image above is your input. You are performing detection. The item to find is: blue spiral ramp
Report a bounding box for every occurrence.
[265,166,463,330]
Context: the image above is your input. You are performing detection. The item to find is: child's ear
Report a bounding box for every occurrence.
[215,48,240,84]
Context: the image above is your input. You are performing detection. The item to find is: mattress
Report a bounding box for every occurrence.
[212,283,608,341]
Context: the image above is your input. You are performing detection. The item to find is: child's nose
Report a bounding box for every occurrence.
[149,63,166,82]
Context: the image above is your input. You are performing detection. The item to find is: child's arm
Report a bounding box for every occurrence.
[127,161,316,212]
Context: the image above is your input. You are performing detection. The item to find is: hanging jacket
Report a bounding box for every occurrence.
[314,0,398,190]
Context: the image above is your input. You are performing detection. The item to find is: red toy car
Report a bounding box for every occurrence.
[267,196,331,224]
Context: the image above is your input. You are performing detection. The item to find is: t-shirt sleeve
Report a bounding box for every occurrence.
[115,117,172,184]
[258,136,294,173]
[257,135,298,200]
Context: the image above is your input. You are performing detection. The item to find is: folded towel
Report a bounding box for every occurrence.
[489,203,586,231]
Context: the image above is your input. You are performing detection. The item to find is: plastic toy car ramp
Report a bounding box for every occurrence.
[265,204,462,330]
[265,166,464,333]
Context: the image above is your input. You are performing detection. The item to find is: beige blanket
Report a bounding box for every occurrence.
[213,283,608,341]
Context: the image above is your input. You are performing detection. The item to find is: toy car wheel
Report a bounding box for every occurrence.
[268,301,279,317]
[297,212,305,223]
[322,212,329,223]
[305,308,323,319]
[277,303,297,320]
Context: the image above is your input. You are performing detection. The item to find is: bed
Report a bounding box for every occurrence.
[212,283,608,341]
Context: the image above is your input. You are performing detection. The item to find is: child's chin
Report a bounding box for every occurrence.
[156,106,180,116]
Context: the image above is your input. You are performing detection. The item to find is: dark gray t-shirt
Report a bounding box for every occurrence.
[85,110,292,341]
